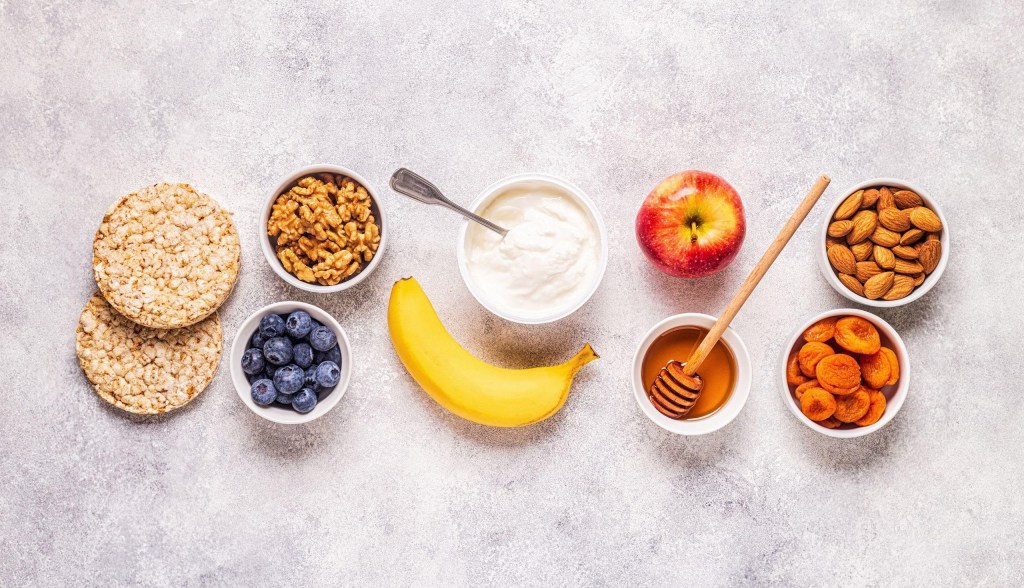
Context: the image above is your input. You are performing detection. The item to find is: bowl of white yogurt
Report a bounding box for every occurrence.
[457,173,608,324]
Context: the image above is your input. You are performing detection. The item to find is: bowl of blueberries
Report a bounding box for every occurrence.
[230,301,352,424]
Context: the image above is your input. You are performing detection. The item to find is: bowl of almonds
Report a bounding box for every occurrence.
[819,178,948,307]
[261,164,387,293]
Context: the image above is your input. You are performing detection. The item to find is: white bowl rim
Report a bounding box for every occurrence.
[230,301,352,425]
[631,313,752,435]
[260,164,389,293]
[778,308,910,438]
[818,177,949,307]
[455,172,609,325]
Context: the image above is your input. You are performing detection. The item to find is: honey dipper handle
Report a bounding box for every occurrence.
[683,175,831,376]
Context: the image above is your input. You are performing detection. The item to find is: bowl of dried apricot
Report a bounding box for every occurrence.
[819,178,948,307]
[780,309,909,437]
[261,164,388,293]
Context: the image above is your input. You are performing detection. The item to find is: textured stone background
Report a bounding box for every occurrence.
[2,1,1022,585]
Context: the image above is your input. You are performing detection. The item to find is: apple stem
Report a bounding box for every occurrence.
[691,221,698,243]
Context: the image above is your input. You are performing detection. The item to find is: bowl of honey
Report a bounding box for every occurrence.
[632,313,752,435]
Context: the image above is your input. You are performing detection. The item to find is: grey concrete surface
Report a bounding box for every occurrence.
[2,1,1022,586]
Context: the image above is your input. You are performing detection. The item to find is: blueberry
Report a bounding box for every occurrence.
[314,360,341,388]
[285,310,314,340]
[273,364,305,394]
[293,343,314,368]
[250,379,277,406]
[314,344,342,366]
[306,371,326,395]
[263,337,293,366]
[275,392,295,405]
[304,366,318,385]
[309,325,337,352]
[259,313,286,339]
[249,331,266,350]
[263,364,279,380]
[292,388,318,413]
[241,348,265,375]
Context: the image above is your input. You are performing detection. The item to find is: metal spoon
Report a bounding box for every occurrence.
[389,168,509,237]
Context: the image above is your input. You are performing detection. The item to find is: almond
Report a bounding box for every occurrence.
[869,225,901,247]
[878,207,911,232]
[839,273,865,296]
[826,237,842,250]
[828,220,854,238]
[827,244,857,275]
[893,190,923,209]
[918,240,941,274]
[894,258,924,275]
[912,272,925,287]
[851,240,873,261]
[834,190,863,220]
[873,246,896,269]
[926,232,940,242]
[856,261,882,283]
[862,188,881,209]
[909,206,943,232]
[900,229,924,246]
[863,271,895,300]
[891,245,919,260]
[847,210,877,245]
[877,188,896,209]
[882,275,915,300]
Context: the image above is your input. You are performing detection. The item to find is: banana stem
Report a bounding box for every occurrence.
[567,343,599,372]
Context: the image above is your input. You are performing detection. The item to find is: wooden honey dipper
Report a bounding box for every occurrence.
[648,175,832,419]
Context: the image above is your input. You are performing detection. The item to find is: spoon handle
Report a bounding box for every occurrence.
[683,175,832,376]
[390,168,508,237]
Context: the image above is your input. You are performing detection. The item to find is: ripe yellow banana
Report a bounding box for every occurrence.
[388,277,598,427]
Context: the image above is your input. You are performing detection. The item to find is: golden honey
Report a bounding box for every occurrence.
[642,326,736,419]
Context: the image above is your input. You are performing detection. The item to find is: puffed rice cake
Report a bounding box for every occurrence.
[76,291,222,414]
[93,183,240,329]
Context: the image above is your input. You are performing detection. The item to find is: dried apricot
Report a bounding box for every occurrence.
[819,380,860,396]
[815,353,861,392]
[798,342,834,378]
[815,416,842,429]
[834,316,881,354]
[854,390,887,426]
[800,388,836,421]
[834,389,871,423]
[802,317,838,343]
[879,347,899,386]
[859,351,891,389]
[794,379,819,400]
[787,353,808,387]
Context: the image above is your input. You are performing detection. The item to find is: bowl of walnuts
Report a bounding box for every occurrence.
[818,178,948,307]
[261,164,388,293]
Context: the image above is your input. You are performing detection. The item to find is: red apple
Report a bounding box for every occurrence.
[635,171,746,278]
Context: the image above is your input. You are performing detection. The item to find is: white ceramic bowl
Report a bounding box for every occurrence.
[456,173,608,324]
[261,164,389,293]
[230,301,352,425]
[779,308,910,438]
[818,177,949,307]
[631,313,752,435]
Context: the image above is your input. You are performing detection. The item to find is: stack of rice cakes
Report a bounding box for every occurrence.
[76,183,240,414]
